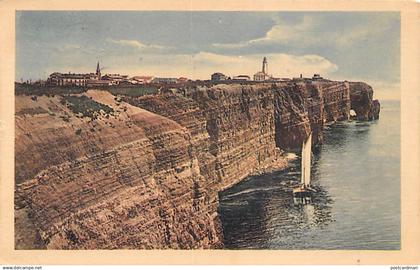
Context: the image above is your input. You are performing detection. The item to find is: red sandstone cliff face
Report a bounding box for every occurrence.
[273,81,351,150]
[15,91,222,249]
[15,86,281,249]
[126,84,280,190]
[349,82,380,120]
[15,81,379,249]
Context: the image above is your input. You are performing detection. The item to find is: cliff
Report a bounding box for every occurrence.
[14,80,379,249]
[273,81,351,150]
[349,82,381,121]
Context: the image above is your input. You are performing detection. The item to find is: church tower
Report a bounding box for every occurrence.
[262,57,268,74]
[96,61,101,80]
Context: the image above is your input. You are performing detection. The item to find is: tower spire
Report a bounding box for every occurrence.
[96,61,101,80]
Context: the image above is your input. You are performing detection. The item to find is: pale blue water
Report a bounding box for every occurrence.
[218,100,400,249]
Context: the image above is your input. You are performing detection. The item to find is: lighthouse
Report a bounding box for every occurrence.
[262,57,268,74]
[254,57,270,81]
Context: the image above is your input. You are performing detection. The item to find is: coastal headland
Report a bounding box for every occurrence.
[14,80,380,249]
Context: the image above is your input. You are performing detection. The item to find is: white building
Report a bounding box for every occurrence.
[232,75,251,81]
[312,74,324,80]
[253,57,273,81]
[102,74,129,85]
[131,76,155,84]
[47,61,103,86]
[211,72,228,81]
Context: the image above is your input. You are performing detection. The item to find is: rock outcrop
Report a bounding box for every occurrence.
[349,82,380,120]
[15,80,379,249]
[273,81,351,150]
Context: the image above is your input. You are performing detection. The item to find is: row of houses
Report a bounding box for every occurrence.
[211,73,252,82]
[45,59,326,87]
[47,62,190,87]
[210,57,325,83]
[292,73,325,81]
[211,57,279,82]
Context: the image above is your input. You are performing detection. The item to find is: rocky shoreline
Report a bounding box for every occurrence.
[14,80,379,249]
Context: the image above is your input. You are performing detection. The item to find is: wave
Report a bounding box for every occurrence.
[220,201,249,207]
[223,186,282,199]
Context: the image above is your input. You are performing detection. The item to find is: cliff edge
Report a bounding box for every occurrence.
[14,80,379,249]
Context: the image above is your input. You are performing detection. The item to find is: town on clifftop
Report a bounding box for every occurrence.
[17,57,329,88]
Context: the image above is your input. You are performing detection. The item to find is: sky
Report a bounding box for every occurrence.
[16,11,400,100]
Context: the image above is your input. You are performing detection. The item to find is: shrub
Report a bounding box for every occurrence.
[60,115,70,122]
[62,95,114,119]
[15,83,87,96]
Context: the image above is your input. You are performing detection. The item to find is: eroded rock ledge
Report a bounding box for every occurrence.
[14,80,379,249]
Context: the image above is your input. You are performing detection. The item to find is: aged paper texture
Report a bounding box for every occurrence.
[1,0,419,265]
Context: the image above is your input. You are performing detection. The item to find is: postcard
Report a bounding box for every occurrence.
[0,0,419,265]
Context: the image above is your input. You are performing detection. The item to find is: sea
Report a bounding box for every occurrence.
[218,100,400,250]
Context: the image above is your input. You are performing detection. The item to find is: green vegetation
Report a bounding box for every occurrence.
[106,86,158,97]
[15,83,158,97]
[16,83,87,96]
[62,95,114,119]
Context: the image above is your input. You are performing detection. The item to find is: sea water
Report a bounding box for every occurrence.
[218,100,400,249]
